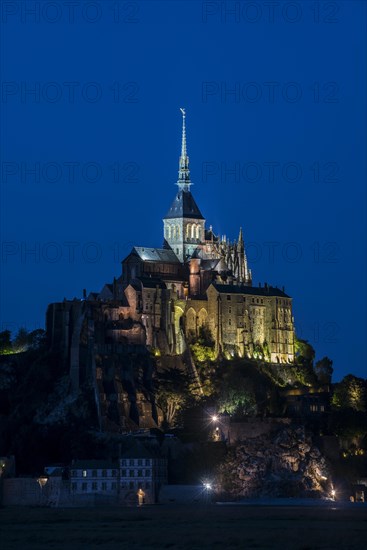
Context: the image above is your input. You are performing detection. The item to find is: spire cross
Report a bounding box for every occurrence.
[177,107,191,190]
[180,107,187,158]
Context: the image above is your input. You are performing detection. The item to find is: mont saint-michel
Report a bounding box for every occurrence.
[0,111,366,512]
[45,108,295,430]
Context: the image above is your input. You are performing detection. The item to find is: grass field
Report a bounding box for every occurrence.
[0,504,366,549]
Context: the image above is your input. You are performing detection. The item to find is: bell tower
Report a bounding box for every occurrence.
[163,109,205,262]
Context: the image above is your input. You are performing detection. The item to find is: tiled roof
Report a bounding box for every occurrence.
[71,460,118,470]
[164,190,204,220]
[211,283,291,298]
[120,440,155,459]
[133,247,180,263]
[197,259,221,270]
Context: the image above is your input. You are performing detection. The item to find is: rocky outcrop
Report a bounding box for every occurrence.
[217,424,329,498]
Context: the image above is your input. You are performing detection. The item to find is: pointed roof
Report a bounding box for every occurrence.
[164,189,204,220]
[164,109,205,221]
[177,107,191,191]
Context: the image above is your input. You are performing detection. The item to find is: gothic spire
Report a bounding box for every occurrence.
[177,108,191,191]
[237,227,244,252]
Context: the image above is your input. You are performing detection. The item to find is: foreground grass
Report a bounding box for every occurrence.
[0,504,366,549]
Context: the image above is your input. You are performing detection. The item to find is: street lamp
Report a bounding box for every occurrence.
[37,476,48,506]
[203,481,213,504]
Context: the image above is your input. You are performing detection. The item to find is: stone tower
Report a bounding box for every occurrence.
[163,109,205,262]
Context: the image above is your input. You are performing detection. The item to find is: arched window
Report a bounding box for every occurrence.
[197,226,201,239]
[167,226,171,239]
[191,224,196,239]
[186,224,191,238]
[176,225,180,238]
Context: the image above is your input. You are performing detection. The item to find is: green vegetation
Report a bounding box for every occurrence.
[189,326,217,363]
[0,330,12,354]
[331,374,366,412]
[154,368,190,429]
[329,409,367,440]
[314,357,333,384]
[218,377,257,417]
[0,328,46,355]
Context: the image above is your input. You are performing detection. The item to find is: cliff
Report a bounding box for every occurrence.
[217,424,329,499]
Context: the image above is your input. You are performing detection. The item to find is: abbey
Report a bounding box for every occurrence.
[118,109,295,363]
[46,110,295,428]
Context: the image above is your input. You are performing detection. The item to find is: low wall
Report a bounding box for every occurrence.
[3,478,42,506]
[2,478,156,507]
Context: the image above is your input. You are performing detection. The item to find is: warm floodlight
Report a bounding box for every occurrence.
[37,477,48,488]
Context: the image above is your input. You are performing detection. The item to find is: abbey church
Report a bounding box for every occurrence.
[46,110,295,428]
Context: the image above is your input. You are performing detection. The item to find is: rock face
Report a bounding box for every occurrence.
[217,424,329,498]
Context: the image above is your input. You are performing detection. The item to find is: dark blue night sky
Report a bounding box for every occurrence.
[1,1,366,380]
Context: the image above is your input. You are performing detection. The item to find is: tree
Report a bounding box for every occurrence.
[218,385,257,417]
[13,328,30,353]
[190,326,217,363]
[332,375,366,412]
[329,409,367,440]
[314,357,333,384]
[155,369,188,429]
[218,376,257,417]
[0,330,12,354]
[294,337,315,367]
[28,329,46,350]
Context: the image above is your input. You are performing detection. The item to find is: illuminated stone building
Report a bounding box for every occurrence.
[118,109,294,363]
[46,110,295,430]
